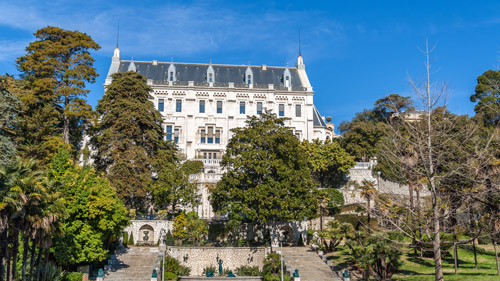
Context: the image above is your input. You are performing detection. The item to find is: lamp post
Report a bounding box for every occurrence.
[280,240,284,281]
[162,250,165,281]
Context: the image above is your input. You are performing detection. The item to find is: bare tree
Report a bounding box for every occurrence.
[375,40,488,281]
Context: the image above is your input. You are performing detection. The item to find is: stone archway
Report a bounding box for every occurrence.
[279,225,294,243]
[139,224,154,244]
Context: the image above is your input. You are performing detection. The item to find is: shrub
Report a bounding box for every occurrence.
[387,231,405,242]
[128,232,134,246]
[202,266,216,276]
[63,272,82,281]
[263,272,291,281]
[164,272,178,281]
[122,232,129,247]
[164,256,190,276]
[165,230,175,246]
[41,262,64,281]
[236,266,262,276]
[263,253,281,274]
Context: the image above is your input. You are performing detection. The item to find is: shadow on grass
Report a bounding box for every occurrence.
[459,244,496,257]
[407,256,434,268]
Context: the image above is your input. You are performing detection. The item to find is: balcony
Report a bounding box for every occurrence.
[194,158,221,166]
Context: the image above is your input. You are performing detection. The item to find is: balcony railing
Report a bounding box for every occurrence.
[194,158,221,166]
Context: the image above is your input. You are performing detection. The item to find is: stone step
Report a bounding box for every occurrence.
[104,246,159,281]
[279,246,340,281]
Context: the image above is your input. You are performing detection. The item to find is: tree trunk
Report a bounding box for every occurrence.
[494,239,500,276]
[42,247,49,281]
[320,206,323,232]
[409,181,415,255]
[5,244,10,281]
[472,239,478,269]
[29,236,37,281]
[367,196,371,234]
[21,232,29,281]
[453,242,458,274]
[0,228,7,281]
[432,187,444,281]
[416,186,423,258]
[10,227,19,280]
[34,246,43,281]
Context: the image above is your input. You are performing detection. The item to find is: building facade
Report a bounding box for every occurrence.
[105,47,335,218]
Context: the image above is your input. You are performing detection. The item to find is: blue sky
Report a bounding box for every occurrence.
[1,0,500,130]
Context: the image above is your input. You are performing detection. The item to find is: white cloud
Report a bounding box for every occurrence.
[0,0,348,64]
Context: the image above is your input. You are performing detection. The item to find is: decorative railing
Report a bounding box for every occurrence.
[194,158,221,166]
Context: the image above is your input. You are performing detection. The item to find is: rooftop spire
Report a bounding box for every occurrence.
[116,19,120,49]
[299,29,301,57]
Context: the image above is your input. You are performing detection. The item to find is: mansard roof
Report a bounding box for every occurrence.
[117,61,303,87]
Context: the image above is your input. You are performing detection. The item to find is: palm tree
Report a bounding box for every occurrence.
[0,158,29,281]
[360,179,377,234]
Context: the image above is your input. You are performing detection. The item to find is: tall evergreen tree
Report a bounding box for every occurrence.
[91,71,176,208]
[0,76,22,166]
[16,26,100,153]
[471,70,500,126]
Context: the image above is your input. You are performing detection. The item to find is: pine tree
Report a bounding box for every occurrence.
[16,26,100,150]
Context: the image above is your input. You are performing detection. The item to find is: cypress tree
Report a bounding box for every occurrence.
[91,71,176,208]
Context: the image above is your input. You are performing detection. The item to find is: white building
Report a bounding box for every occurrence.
[105,47,335,219]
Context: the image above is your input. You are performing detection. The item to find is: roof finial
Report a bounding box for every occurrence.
[209,58,212,64]
[131,56,134,61]
[248,61,251,66]
[299,29,302,57]
[171,57,173,63]
[116,19,120,49]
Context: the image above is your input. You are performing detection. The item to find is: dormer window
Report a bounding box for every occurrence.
[207,63,215,83]
[245,66,253,85]
[283,67,292,87]
[168,63,176,82]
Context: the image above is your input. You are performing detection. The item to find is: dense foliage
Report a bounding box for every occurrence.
[49,149,129,265]
[211,111,318,224]
[0,77,22,166]
[16,26,100,154]
[300,139,355,188]
[91,71,177,208]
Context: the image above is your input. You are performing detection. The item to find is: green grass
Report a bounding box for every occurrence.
[331,244,500,281]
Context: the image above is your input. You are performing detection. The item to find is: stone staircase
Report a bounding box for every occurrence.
[104,246,159,281]
[280,247,341,281]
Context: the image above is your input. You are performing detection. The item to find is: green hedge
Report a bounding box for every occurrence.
[128,232,134,246]
[63,272,82,281]
[123,232,129,247]
[164,272,178,281]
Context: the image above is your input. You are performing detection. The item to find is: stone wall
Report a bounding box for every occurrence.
[123,220,173,245]
[178,276,264,281]
[167,246,270,276]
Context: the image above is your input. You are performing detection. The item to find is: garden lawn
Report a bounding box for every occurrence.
[331,244,500,281]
